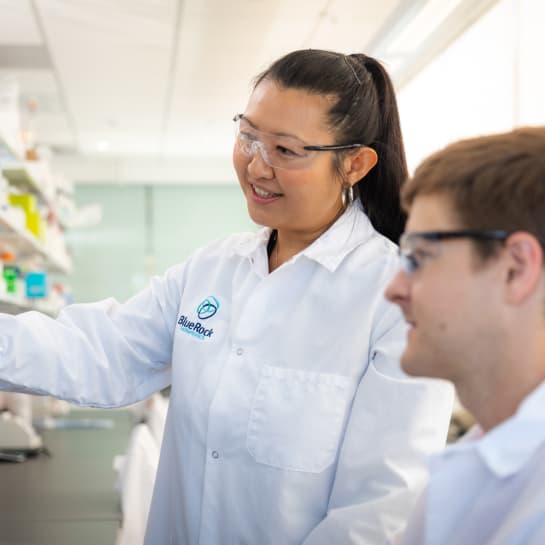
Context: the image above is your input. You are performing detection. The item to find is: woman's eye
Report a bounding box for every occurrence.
[276,145,298,157]
[240,131,257,142]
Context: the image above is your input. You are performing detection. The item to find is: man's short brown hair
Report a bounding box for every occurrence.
[402,127,545,258]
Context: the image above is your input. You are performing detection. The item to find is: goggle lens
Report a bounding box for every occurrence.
[234,118,315,170]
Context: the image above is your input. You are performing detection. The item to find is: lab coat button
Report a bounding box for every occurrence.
[236,348,244,356]
[211,450,220,459]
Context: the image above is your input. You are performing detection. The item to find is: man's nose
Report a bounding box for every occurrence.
[385,269,410,306]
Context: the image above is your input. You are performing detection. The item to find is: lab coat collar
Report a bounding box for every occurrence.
[231,228,271,258]
[300,201,376,272]
[232,201,377,272]
[448,380,545,478]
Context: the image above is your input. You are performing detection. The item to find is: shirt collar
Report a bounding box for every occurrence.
[231,201,379,272]
[231,227,271,258]
[448,380,545,478]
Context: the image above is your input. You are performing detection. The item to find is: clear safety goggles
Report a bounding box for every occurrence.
[398,229,511,274]
[233,113,365,170]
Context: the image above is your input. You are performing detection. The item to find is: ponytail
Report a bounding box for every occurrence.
[353,55,407,243]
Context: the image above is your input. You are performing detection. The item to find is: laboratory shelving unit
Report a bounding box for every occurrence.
[0,291,61,317]
[0,135,73,316]
[0,207,71,273]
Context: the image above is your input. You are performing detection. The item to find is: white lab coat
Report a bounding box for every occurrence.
[0,202,453,544]
[397,380,545,545]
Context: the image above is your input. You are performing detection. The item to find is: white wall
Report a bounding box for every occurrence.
[398,0,545,173]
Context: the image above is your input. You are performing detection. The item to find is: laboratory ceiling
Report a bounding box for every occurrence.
[0,0,498,183]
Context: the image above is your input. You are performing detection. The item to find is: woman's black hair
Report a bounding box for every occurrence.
[254,49,407,243]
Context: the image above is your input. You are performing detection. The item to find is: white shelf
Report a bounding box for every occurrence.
[0,294,61,317]
[2,163,77,230]
[0,210,72,274]
[2,163,55,208]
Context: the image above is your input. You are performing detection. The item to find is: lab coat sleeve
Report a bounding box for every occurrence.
[0,262,186,407]
[302,304,454,545]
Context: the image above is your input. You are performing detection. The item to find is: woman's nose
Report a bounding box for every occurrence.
[247,143,274,178]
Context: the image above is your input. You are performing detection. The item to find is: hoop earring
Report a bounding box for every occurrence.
[341,185,354,208]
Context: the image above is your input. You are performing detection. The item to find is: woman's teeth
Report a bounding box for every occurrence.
[253,185,279,198]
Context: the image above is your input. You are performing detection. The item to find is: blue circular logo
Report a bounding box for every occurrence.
[197,296,220,320]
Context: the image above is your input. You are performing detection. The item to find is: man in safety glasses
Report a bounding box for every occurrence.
[386,126,545,545]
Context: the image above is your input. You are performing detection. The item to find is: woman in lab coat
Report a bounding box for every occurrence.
[0,50,453,544]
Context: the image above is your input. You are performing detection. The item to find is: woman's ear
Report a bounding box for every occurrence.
[343,147,378,186]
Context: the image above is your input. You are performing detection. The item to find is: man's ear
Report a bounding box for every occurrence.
[503,232,544,305]
[343,147,378,186]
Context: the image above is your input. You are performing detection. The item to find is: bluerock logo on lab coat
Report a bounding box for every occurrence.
[196,296,220,319]
[177,296,220,340]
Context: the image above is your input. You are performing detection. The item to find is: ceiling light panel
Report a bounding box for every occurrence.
[305,0,404,53]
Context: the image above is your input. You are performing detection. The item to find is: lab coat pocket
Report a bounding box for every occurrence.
[246,365,352,473]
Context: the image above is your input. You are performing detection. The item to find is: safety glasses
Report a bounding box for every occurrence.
[233,114,365,170]
[398,229,511,274]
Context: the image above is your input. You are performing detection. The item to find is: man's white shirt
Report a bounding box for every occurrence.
[398,380,545,545]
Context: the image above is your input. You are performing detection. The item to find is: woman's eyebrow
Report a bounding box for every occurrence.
[241,114,302,140]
